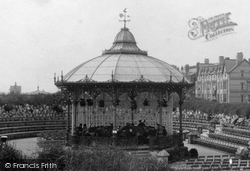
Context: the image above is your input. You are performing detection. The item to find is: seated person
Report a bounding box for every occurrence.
[77,123,83,136]
[156,124,167,136]
[138,120,145,127]
[162,126,167,136]
[82,124,88,135]
[155,124,160,136]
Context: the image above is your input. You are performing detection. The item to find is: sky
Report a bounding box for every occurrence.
[0,0,250,93]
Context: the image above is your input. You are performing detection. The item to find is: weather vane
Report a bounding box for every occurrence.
[119,8,130,28]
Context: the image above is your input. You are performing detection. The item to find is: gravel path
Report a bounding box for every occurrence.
[8,138,41,157]
[7,137,230,158]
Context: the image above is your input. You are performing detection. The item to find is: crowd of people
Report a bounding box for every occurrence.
[173,109,250,127]
[215,113,250,126]
[0,104,67,121]
[2,102,250,128]
[173,110,208,120]
[75,119,167,138]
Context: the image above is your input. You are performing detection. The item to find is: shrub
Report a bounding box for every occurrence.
[0,144,26,170]
[37,146,66,170]
[37,145,174,171]
[168,146,189,162]
[189,148,198,158]
[0,143,175,171]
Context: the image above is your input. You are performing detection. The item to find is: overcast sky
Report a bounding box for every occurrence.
[0,0,249,93]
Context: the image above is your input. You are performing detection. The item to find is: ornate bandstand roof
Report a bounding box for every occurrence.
[63,27,189,84]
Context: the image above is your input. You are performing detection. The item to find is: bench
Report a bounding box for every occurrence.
[195,138,237,154]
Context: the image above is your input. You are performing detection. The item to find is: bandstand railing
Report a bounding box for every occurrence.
[75,133,181,151]
[78,109,171,128]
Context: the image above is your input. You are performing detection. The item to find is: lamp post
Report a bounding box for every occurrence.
[229,158,232,170]
[112,129,118,146]
[73,100,79,136]
[71,100,79,147]
[179,98,184,146]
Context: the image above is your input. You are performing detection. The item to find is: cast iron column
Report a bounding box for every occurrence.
[113,89,117,129]
[102,92,105,126]
[131,90,135,124]
[158,92,163,135]
[179,98,184,146]
[72,100,78,136]
[66,98,71,146]
[71,101,75,135]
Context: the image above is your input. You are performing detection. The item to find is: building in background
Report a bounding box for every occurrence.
[26,85,50,95]
[181,64,198,97]
[181,60,215,97]
[195,52,250,103]
[9,82,21,94]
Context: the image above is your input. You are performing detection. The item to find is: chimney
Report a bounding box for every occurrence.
[185,64,189,74]
[236,52,243,65]
[181,66,184,71]
[219,56,224,64]
[204,58,209,64]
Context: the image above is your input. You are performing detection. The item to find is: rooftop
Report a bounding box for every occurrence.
[64,26,188,83]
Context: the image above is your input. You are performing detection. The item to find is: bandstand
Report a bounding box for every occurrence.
[54,12,193,146]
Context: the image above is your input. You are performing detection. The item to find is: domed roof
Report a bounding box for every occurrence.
[114,28,136,43]
[103,28,147,55]
[64,27,189,83]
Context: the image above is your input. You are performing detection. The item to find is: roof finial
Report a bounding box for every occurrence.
[111,70,114,82]
[119,8,130,28]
